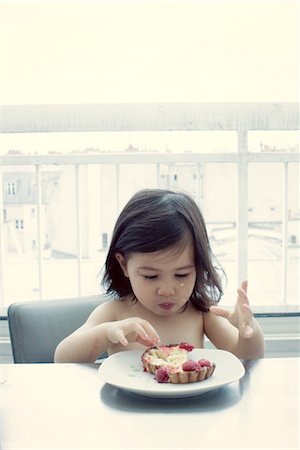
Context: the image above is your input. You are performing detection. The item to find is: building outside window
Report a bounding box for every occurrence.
[8,181,16,196]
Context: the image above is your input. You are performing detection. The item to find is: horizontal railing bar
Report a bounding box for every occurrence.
[1,152,299,167]
[248,153,300,162]
[1,103,299,132]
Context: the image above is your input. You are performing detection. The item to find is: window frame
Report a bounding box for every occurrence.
[0,103,299,319]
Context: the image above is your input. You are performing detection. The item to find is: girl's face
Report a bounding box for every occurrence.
[115,239,196,316]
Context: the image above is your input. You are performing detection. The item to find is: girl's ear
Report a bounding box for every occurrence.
[115,253,129,277]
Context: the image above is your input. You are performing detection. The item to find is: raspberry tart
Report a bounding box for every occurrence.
[141,343,216,384]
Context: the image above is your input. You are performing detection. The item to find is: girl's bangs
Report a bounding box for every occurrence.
[125,217,190,254]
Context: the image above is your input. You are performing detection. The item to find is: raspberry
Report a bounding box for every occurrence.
[182,360,200,372]
[154,367,170,383]
[198,359,211,367]
[178,343,194,352]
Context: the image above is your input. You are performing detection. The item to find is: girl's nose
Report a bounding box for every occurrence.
[157,283,176,296]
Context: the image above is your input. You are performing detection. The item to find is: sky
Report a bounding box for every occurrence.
[0,0,299,105]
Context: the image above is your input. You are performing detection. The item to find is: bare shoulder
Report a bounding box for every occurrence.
[81,296,139,329]
[83,298,123,327]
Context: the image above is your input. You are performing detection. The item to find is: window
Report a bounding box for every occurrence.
[102,233,108,250]
[15,219,24,230]
[0,1,299,321]
[8,181,16,196]
[1,124,298,311]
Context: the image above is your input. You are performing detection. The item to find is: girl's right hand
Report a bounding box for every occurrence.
[106,317,161,347]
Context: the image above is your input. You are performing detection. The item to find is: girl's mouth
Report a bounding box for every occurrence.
[158,302,175,311]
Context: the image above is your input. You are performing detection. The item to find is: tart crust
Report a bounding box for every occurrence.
[168,364,215,384]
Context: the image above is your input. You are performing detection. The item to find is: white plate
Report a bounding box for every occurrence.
[98,348,245,398]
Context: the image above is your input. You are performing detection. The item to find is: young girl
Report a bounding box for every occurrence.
[54,188,264,363]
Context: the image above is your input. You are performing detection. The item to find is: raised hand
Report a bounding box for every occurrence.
[106,317,161,347]
[210,280,254,339]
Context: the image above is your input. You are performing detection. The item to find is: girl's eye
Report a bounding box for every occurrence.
[143,275,158,280]
[175,273,189,278]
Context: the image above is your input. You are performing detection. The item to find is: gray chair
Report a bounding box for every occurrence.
[8,295,107,363]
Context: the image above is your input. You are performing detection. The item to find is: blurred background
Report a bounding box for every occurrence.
[0,0,299,313]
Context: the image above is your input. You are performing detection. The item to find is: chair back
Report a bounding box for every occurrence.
[8,295,107,363]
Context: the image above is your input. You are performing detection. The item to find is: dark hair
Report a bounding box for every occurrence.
[102,188,224,311]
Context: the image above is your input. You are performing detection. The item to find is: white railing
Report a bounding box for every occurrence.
[0,103,299,311]
[1,151,299,307]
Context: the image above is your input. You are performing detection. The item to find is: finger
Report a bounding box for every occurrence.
[241,280,248,293]
[242,303,253,321]
[142,322,161,345]
[210,305,231,320]
[115,329,128,346]
[135,328,160,347]
[136,335,159,347]
[128,319,160,345]
[130,323,151,342]
[240,304,254,338]
[237,279,248,297]
[241,305,253,325]
[129,323,156,346]
[237,286,250,306]
[126,322,156,346]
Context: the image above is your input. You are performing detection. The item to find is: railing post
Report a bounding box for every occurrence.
[156,163,160,188]
[237,130,248,285]
[116,164,120,213]
[282,162,288,304]
[75,165,82,297]
[196,163,204,208]
[0,168,4,308]
[36,165,43,300]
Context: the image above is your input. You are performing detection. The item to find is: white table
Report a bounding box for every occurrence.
[1,358,299,450]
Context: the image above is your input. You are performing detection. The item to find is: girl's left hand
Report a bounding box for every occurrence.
[210,280,254,338]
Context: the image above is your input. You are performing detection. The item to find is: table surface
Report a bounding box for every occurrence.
[1,357,299,450]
